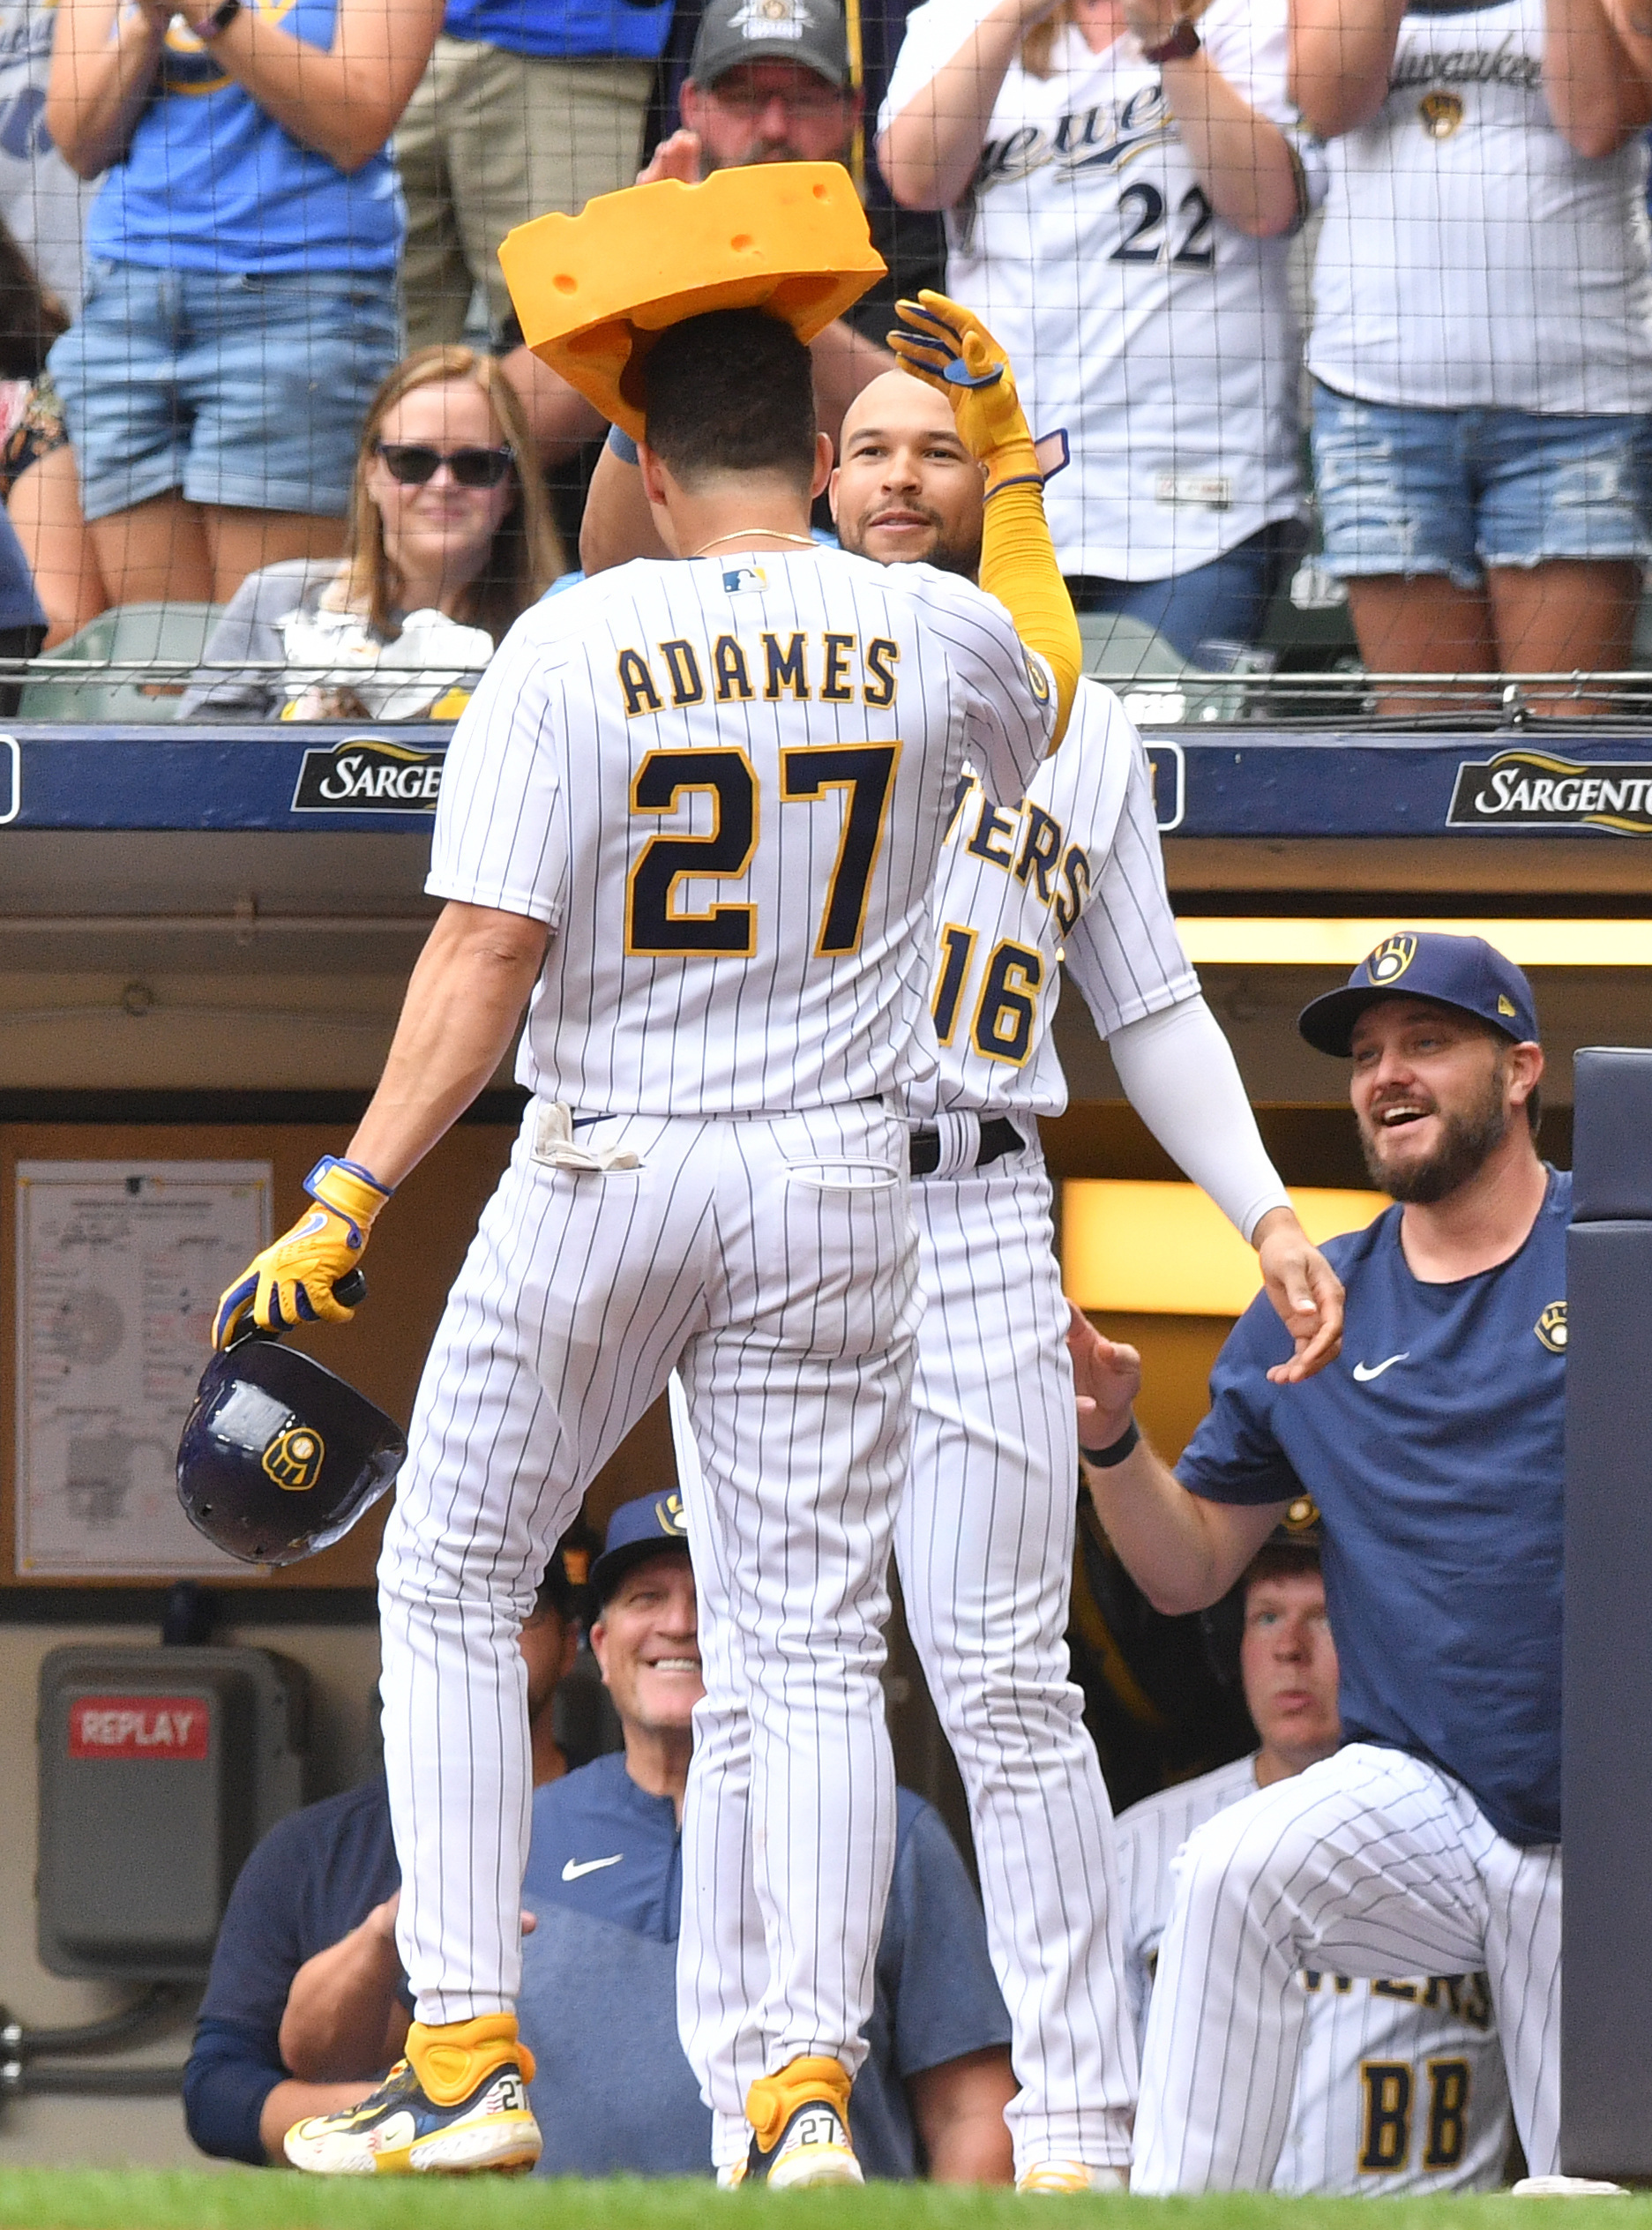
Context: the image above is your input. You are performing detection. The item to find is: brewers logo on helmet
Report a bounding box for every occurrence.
[262,1425,326,1493]
[177,1314,406,1566]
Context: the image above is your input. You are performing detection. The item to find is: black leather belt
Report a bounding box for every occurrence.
[908,1116,1025,1178]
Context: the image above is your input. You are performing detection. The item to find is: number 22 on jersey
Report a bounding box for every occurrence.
[624,743,901,959]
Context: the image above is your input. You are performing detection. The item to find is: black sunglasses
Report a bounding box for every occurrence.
[375,441,514,489]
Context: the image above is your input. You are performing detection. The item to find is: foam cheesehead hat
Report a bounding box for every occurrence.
[589,1488,691,1605]
[497,161,885,444]
[1297,930,1539,1058]
[689,0,851,90]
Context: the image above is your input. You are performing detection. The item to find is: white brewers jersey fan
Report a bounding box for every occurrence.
[1118,1758,1513,2194]
[1308,0,1652,415]
[427,545,1056,1112]
[880,0,1326,580]
[904,677,1197,1124]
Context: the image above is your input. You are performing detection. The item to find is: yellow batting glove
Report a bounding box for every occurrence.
[213,1156,393,1349]
[887,290,1041,497]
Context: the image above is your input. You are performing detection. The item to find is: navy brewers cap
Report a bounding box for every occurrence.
[689,0,852,91]
[589,1488,691,1605]
[1297,931,1539,1058]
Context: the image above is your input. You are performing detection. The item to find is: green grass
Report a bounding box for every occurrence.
[0,2177,1648,2230]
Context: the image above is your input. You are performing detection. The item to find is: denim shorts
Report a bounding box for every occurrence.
[49,261,400,523]
[1312,380,1652,589]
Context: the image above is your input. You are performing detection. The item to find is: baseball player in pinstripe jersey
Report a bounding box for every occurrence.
[1117,1525,1512,2194]
[669,363,1346,2191]
[1071,932,1568,2190]
[211,266,1084,2184]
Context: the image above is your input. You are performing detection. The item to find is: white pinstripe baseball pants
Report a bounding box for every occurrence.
[377,1100,919,2049]
[897,1151,1137,2173]
[674,1145,1138,2173]
[1133,1742,1561,2191]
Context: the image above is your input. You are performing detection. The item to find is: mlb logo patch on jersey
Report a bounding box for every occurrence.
[723,564,768,594]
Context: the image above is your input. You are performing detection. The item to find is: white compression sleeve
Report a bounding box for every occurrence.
[1107,995,1293,1246]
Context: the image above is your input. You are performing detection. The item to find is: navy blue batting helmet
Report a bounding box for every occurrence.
[176,1336,407,1567]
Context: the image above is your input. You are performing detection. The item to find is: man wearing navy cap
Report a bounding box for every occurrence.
[1070,931,1574,2192]
[515,1492,1020,2181]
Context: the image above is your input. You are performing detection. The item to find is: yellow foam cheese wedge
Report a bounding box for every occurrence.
[500,162,886,441]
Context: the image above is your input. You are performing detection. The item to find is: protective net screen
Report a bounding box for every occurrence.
[5,0,1652,722]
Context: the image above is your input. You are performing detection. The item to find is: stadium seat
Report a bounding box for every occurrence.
[1077,611,1247,724]
[18,603,224,723]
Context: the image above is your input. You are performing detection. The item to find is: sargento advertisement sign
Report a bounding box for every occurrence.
[291,737,446,813]
[1447,749,1652,835]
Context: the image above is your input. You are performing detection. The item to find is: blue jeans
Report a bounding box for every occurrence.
[1312,380,1652,589]
[1065,520,1304,663]
[50,260,400,521]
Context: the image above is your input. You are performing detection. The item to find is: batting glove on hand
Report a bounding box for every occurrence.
[887,290,1041,497]
[213,1156,392,1349]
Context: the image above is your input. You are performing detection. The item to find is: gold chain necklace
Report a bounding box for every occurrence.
[690,528,818,558]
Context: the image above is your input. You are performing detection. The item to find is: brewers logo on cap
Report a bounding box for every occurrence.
[654,1491,687,1537]
[262,1426,325,1493]
[1536,1302,1567,1355]
[1283,1495,1320,1533]
[1365,933,1417,986]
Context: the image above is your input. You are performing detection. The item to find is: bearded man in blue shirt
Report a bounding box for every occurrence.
[1070,931,1566,2194]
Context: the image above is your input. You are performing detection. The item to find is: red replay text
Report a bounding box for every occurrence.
[69,1695,210,1760]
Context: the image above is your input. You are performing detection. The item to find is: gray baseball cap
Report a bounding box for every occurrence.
[689,0,852,90]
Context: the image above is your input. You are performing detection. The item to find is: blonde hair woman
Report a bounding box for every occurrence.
[183,347,564,720]
[878,0,1319,662]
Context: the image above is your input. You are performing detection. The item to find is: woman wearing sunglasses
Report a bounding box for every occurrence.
[183,346,564,721]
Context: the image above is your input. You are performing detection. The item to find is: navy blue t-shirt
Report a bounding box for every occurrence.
[183,1776,402,2164]
[1178,1169,1567,1847]
[520,1753,1012,2177]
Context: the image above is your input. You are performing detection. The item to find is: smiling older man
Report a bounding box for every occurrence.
[515,1492,1020,2183]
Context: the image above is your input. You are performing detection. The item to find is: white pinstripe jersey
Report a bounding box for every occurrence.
[427,546,1055,1113]
[907,677,1198,1121]
[1117,1758,1513,2194]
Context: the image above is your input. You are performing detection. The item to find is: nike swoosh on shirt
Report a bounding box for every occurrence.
[562,1854,624,1882]
[1351,1353,1409,1382]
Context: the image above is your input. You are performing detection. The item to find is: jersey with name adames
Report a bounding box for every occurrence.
[428,545,1055,1115]
[906,676,1197,1120]
[1118,1755,1513,2193]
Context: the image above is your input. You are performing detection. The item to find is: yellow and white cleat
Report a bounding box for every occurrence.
[744,2055,863,2189]
[284,2013,541,2175]
[1019,2159,1129,2194]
